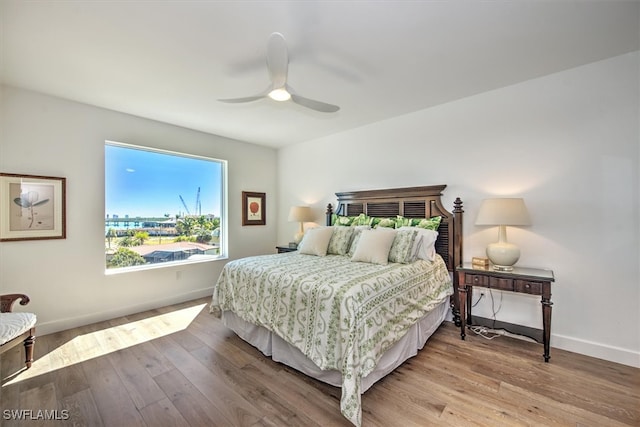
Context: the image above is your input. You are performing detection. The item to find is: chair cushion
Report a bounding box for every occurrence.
[0,312,36,345]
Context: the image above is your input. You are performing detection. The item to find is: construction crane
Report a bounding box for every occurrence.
[179,195,191,215]
[195,187,201,216]
[179,187,202,216]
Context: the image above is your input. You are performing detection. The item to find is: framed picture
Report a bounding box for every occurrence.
[0,173,66,241]
[242,191,266,226]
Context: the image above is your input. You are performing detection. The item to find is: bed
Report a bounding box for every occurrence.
[210,185,463,426]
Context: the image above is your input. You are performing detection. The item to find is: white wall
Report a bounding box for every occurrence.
[1,51,637,368]
[0,86,278,335]
[277,52,639,367]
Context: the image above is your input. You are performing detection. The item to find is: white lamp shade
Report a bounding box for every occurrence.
[475,198,531,226]
[288,206,313,244]
[288,206,313,222]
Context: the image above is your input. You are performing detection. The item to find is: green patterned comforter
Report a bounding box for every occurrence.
[210,253,453,427]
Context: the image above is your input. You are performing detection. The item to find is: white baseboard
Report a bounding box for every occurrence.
[34,287,214,337]
[552,333,640,368]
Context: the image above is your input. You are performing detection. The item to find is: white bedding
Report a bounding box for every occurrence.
[210,252,453,426]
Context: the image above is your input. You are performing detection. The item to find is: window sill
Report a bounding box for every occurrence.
[105,255,228,275]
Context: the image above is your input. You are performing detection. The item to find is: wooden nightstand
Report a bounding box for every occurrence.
[276,245,297,254]
[457,263,555,362]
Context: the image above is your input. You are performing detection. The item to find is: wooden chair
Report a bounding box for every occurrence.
[0,294,36,368]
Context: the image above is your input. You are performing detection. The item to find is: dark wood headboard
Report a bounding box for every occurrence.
[325,185,463,324]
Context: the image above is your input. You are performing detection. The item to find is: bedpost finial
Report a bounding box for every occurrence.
[454,197,463,213]
[326,203,334,226]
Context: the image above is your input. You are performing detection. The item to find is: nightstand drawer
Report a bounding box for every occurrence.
[489,277,514,291]
[465,274,489,286]
[515,280,542,294]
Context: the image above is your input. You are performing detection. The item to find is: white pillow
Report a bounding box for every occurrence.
[351,229,397,265]
[401,226,438,261]
[298,226,334,256]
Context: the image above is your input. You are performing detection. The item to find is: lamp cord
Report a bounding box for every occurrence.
[470,289,504,340]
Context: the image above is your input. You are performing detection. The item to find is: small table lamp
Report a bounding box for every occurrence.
[288,206,313,244]
[475,198,531,271]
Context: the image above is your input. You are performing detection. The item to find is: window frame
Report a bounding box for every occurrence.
[104,140,228,274]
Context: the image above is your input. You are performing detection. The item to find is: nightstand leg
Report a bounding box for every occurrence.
[459,286,468,340]
[541,282,553,362]
[466,288,473,326]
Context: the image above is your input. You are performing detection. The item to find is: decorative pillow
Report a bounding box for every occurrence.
[332,213,369,227]
[388,228,419,263]
[327,226,355,255]
[351,229,397,265]
[347,226,370,257]
[395,215,442,231]
[368,216,397,229]
[400,226,439,261]
[297,227,334,256]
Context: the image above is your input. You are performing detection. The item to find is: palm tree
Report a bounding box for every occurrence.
[133,231,149,246]
[176,216,197,236]
[106,228,117,249]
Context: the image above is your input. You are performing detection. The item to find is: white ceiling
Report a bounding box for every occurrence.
[1,1,638,148]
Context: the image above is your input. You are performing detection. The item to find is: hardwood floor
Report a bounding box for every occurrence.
[1,297,638,426]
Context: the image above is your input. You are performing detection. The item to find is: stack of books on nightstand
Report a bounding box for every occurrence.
[471,257,490,270]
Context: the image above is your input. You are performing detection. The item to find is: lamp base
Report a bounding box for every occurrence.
[492,264,514,272]
[486,241,520,271]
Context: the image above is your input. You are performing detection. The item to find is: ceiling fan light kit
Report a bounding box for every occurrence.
[219,32,339,113]
[268,88,291,101]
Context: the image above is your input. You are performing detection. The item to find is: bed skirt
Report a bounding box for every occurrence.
[221,298,449,393]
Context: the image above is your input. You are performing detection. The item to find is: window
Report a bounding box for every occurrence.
[105,141,226,271]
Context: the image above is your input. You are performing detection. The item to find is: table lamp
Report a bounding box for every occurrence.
[288,206,313,244]
[475,198,531,271]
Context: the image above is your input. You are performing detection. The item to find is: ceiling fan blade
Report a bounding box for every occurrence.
[267,32,288,88]
[218,95,266,104]
[219,85,272,104]
[290,94,340,113]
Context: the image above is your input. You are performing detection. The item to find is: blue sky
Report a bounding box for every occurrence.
[105,144,222,218]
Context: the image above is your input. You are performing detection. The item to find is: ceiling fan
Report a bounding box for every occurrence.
[219,32,340,113]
